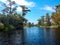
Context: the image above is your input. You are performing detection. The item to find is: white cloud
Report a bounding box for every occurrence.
[0,0,35,12]
[0,0,6,3]
[40,5,56,12]
[12,0,35,7]
[16,7,22,12]
[0,0,35,7]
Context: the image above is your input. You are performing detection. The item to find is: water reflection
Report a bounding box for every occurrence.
[10,30,23,45]
[0,31,8,45]
[24,27,60,45]
[0,27,60,45]
[24,27,41,45]
[0,30,25,45]
[9,30,25,45]
[54,28,60,45]
[45,28,55,45]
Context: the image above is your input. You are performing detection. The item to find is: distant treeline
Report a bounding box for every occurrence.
[38,5,60,26]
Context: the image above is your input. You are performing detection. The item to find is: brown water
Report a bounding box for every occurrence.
[0,27,60,45]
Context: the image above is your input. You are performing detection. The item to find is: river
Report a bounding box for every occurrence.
[0,27,60,45]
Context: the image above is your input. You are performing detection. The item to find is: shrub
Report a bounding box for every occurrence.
[0,23,4,30]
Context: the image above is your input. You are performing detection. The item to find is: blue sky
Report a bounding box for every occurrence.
[0,0,60,24]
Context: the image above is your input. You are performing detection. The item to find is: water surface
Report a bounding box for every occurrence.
[0,27,60,45]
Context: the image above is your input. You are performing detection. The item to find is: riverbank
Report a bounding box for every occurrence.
[40,25,58,28]
[24,26,28,28]
[24,26,35,28]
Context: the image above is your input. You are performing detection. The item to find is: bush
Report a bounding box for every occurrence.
[0,23,4,30]
[0,14,24,31]
[4,25,15,31]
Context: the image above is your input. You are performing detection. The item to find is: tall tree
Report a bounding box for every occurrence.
[46,13,51,26]
[2,0,17,15]
[20,5,30,17]
[38,16,45,26]
[51,5,60,25]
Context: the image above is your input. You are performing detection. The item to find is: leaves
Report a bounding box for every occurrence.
[51,12,60,25]
[1,0,16,15]
[20,5,31,16]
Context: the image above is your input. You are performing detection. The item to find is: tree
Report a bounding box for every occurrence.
[41,16,45,26]
[20,5,30,17]
[51,5,60,25]
[2,0,17,15]
[19,5,30,28]
[38,16,45,26]
[51,12,60,25]
[38,19,42,26]
[0,0,31,30]
[46,13,51,26]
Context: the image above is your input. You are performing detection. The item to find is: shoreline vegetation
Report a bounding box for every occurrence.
[0,1,60,31]
[24,25,58,29]
[0,0,30,31]
[37,5,60,29]
[39,25,58,28]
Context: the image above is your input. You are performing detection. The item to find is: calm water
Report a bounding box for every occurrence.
[0,27,60,45]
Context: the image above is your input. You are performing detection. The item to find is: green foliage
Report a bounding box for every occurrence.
[4,25,15,31]
[0,0,30,31]
[0,14,25,31]
[38,17,44,26]
[38,20,42,25]
[38,14,51,26]
[0,23,4,30]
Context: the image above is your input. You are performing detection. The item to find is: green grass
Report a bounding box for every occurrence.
[40,25,58,28]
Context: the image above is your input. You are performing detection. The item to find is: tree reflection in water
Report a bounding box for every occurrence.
[9,30,25,45]
[0,27,60,45]
[54,28,60,45]
[0,30,25,45]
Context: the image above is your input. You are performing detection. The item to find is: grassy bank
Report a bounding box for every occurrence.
[24,26,28,28]
[40,25,58,28]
